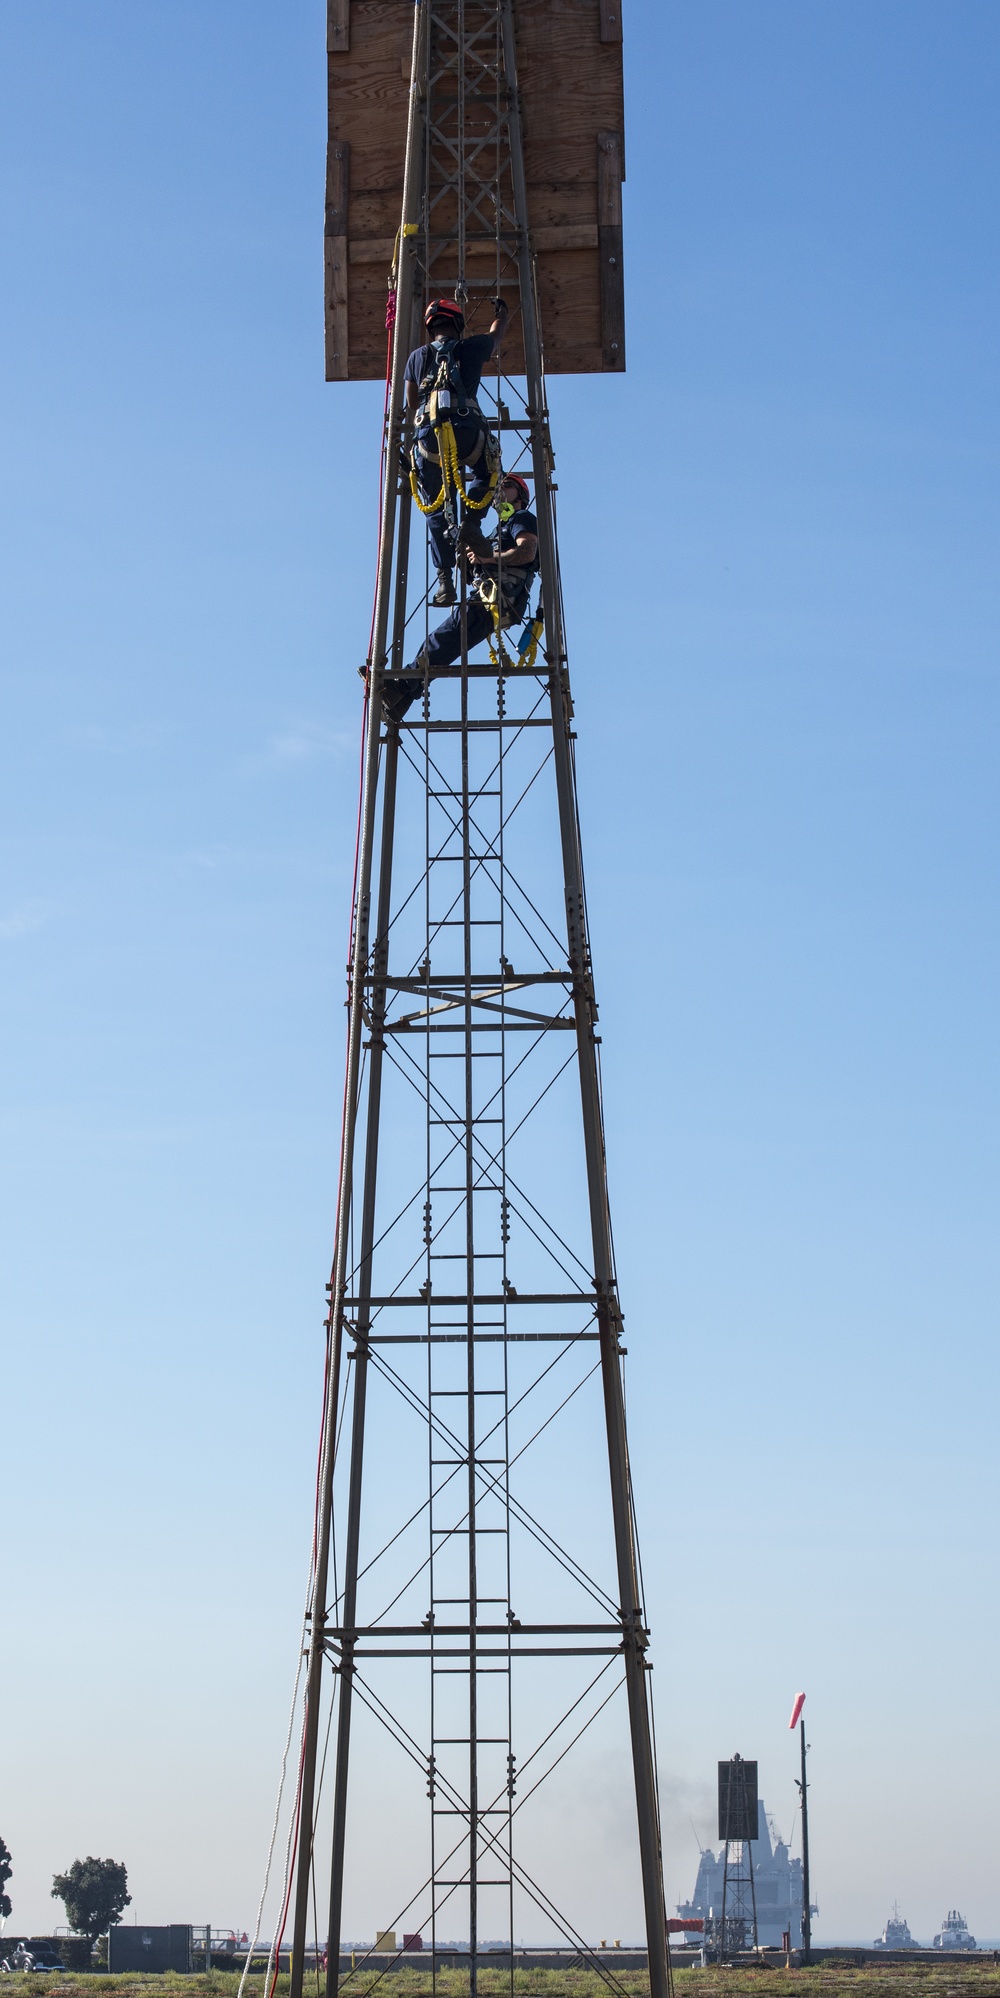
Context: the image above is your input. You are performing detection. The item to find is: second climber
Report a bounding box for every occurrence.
[405,295,509,605]
[382,472,539,725]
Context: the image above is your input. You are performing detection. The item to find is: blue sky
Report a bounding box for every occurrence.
[2,0,998,1948]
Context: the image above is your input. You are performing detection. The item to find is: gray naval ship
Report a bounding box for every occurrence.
[874,1907,978,1952]
[676,1800,814,1948]
[933,1911,976,1950]
[874,1904,917,1949]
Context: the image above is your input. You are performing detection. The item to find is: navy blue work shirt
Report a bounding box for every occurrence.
[493,508,539,579]
[405,333,497,404]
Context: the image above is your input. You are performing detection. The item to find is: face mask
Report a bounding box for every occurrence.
[498,500,515,521]
[431,334,453,352]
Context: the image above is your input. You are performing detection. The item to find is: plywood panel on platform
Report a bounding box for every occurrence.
[326,0,625,380]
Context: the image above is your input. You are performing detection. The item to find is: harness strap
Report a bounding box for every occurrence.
[409,418,500,517]
[476,564,535,629]
[415,425,486,470]
[485,585,543,671]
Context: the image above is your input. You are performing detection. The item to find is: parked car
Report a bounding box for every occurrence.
[2,1942,65,1974]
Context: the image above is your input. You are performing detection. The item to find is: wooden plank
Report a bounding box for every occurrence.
[325,234,349,380]
[516,0,624,204]
[329,67,411,153]
[348,233,599,264]
[598,0,622,43]
[597,129,622,225]
[350,236,398,265]
[347,188,405,236]
[326,138,350,236]
[596,131,624,369]
[328,0,350,54]
[332,0,408,64]
[327,3,412,194]
[598,222,624,368]
[517,5,624,125]
[524,134,613,185]
[536,247,603,332]
[527,185,600,229]
[534,223,598,252]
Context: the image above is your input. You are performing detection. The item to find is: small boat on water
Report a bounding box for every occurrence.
[874,1904,917,1950]
[932,1910,976,1950]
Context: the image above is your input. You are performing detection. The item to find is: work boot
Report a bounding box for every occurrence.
[381,675,423,726]
[431,570,456,608]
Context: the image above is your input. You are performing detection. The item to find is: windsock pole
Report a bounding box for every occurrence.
[789,1694,811,1965]
[799,1720,811,1962]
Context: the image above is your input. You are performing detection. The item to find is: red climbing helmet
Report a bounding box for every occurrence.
[424,297,465,334]
[499,473,531,508]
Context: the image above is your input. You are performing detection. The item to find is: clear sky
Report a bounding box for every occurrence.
[2,0,998,1951]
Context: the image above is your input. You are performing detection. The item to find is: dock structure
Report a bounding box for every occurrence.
[289,9,669,1998]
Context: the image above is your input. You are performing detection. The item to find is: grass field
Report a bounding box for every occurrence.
[10,1969,1000,1998]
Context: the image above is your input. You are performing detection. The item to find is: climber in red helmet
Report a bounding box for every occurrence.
[405,294,510,605]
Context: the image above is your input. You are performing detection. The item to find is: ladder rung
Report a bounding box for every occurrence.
[432,1879,514,1888]
[433,1808,509,1818]
[410,719,553,732]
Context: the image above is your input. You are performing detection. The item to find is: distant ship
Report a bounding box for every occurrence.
[932,1911,976,1951]
[676,1799,816,1949]
[874,1904,917,1950]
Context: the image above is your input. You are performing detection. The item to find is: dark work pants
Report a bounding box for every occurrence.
[386,587,528,725]
[413,421,492,576]
[415,594,495,671]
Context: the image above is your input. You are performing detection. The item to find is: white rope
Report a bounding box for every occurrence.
[236,1342,352,1998]
[236,1612,309,1998]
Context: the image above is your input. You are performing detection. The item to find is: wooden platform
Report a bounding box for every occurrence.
[325,0,625,380]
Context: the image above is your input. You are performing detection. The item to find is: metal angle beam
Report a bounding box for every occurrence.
[343,1291,596,1306]
[327,1624,626,1638]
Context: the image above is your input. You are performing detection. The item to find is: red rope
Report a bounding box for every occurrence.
[365,289,397,664]
[324,270,394,1434]
[295,269,396,1989]
[311,266,397,1571]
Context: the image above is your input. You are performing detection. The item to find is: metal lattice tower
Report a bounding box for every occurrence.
[288,7,668,1997]
[717,1758,759,1960]
[718,1842,758,1960]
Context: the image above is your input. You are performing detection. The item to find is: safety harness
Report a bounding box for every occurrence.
[409,338,500,522]
[474,527,543,671]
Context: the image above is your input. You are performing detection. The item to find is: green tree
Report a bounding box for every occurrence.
[51,1858,130,1942]
[0,1836,12,1922]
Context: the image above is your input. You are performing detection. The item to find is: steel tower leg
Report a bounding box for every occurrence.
[287,10,426,1990]
[498,12,669,1995]
[323,726,402,1998]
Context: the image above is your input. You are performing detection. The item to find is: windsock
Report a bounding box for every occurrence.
[788,1691,806,1729]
